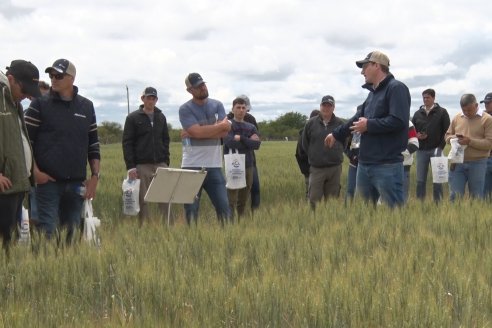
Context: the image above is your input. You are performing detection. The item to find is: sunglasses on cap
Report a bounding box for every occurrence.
[49,73,65,80]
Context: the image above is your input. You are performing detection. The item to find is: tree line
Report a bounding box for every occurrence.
[98,111,314,144]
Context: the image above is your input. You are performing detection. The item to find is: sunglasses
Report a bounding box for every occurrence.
[49,73,65,80]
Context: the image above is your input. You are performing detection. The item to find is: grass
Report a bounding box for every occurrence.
[0,142,490,327]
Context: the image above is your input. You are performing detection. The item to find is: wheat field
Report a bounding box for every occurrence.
[1,142,491,327]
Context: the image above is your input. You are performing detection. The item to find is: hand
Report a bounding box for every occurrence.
[417,132,428,140]
[35,170,55,185]
[457,134,470,145]
[0,173,12,192]
[218,117,232,132]
[350,117,368,133]
[128,168,138,180]
[180,130,190,139]
[234,134,241,141]
[84,176,98,199]
[250,134,260,141]
[324,134,336,148]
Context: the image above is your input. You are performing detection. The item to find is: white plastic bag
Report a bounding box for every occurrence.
[18,206,30,244]
[122,178,140,216]
[448,138,467,163]
[82,199,101,245]
[224,149,246,190]
[431,154,448,183]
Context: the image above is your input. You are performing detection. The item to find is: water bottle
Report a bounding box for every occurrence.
[351,132,361,149]
[19,206,30,244]
[182,137,192,153]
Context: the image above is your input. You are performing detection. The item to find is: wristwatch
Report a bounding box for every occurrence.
[91,172,100,180]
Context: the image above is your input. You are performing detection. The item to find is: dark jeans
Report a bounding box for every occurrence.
[35,181,85,241]
[250,165,260,210]
[0,192,24,251]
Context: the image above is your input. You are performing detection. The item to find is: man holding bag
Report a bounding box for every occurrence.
[224,97,261,220]
[445,94,492,200]
[122,87,170,224]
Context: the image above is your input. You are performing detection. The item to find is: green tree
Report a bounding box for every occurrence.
[98,121,123,144]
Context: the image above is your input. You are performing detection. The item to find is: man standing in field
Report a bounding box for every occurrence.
[224,97,261,220]
[179,72,231,225]
[122,87,170,224]
[325,51,410,207]
[0,60,41,253]
[227,95,261,212]
[302,95,344,208]
[445,94,492,200]
[411,89,450,202]
[25,59,100,242]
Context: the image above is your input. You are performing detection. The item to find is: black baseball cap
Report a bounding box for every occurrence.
[480,92,492,104]
[185,73,205,88]
[6,60,41,98]
[142,87,158,97]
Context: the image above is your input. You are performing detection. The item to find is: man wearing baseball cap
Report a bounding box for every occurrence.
[325,50,411,208]
[179,72,232,225]
[25,59,100,243]
[0,59,41,253]
[301,95,345,209]
[123,87,171,224]
[481,92,492,198]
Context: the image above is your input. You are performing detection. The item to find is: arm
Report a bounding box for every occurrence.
[85,107,101,199]
[444,117,456,144]
[407,125,419,154]
[122,115,136,171]
[185,117,231,139]
[439,109,451,149]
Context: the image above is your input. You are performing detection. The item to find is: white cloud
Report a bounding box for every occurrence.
[5,0,492,127]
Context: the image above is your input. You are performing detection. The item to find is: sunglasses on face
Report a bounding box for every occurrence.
[49,73,65,80]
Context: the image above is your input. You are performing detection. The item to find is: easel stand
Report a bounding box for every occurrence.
[144,168,207,225]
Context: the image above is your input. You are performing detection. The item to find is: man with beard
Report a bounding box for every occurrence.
[179,73,231,225]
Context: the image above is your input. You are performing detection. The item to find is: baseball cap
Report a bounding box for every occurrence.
[185,73,205,88]
[356,51,390,68]
[480,92,492,104]
[321,95,335,105]
[45,59,76,77]
[237,94,251,110]
[142,87,158,97]
[6,60,41,98]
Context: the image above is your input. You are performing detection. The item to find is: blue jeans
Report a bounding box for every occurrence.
[345,164,357,202]
[35,181,85,240]
[403,168,410,202]
[416,149,443,202]
[356,162,404,208]
[182,167,231,224]
[449,158,487,201]
[484,157,492,199]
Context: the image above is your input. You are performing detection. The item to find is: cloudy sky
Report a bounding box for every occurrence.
[2,0,492,128]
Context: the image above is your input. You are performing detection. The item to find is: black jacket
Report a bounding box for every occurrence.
[25,86,100,181]
[302,114,345,168]
[411,103,450,150]
[122,106,170,170]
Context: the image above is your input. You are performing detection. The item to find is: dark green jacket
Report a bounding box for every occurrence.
[0,73,33,194]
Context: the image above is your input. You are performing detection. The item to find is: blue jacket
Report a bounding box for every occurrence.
[333,74,410,164]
